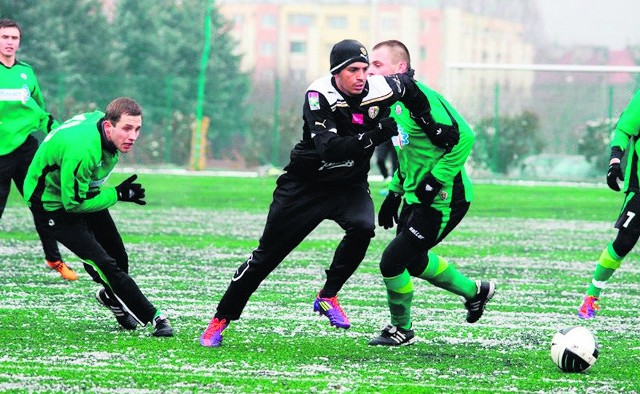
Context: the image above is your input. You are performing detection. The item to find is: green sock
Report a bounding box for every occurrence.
[418,251,477,299]
[587,244,622,298]
[383,270,413,330]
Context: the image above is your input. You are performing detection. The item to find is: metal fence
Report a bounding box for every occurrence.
[38,68,640,180]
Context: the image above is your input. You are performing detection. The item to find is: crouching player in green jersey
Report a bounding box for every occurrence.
[367,40,495,346]
[578,90,640,319]
[23,97,172,336]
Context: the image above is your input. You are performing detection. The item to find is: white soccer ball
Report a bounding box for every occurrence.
[550,326,599,373]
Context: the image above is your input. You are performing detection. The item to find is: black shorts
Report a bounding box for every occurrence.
[398,200,470,249]
[615,192,640,233]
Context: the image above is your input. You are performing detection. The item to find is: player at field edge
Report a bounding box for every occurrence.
[23,97,173,337]
[0,18,77,280]
[578,89,640,319]
[200,39,459,347]
[367,40,495,346]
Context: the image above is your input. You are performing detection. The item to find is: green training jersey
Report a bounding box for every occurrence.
[0,60,57,155]
[610,90,640,193]
[24,111,119,213]
[388,80,474,205]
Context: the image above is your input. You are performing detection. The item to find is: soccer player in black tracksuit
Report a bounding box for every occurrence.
[201,39,459,347]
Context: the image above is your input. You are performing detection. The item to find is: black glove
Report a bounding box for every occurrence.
[606,161,624,191]
[359,117,398,148]
[410,99,460,151]
[115,174,146,205]
[378,191,402,229]
[415,172,443,205]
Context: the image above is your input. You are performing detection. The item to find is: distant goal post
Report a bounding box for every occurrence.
[448,62,640,74]
[445,63,640,118]
[444,62,640,162]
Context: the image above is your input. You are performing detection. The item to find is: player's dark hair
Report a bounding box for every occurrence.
[373,39,411,69]
[0,18,22,37]
[105,97,143,124]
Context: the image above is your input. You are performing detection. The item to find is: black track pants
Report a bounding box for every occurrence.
[215,174,375,320]
[31,208,157,323]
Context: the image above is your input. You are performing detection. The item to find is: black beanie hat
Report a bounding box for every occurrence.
[329,39,369,75]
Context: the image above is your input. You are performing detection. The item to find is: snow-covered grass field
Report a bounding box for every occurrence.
[1,175,639,393]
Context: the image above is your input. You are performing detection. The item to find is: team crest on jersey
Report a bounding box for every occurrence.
[368,106,380,119]
[438,190,448,201]
[308,92,320,110]
[395,104,402,115]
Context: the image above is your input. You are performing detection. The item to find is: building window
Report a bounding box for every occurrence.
[292,69,306,81]
[261,14,276,28]
[380,16,397,30]
[233,13,244,25]
[290,41,306,54]
[327,16,348,29]
[260,68,275,82]
[260,42,275,56]
[289,14,313,26]
[360,17,369,30]
[421,19,429,32]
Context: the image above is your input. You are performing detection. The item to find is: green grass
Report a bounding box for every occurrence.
[1,174,638,393]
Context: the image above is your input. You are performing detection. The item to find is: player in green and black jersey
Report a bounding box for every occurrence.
[24,97,172,337]
[0,18,76,280]
[367,40,495,346]
[578,89,640,319]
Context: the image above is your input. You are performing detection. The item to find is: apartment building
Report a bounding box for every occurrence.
[217,0,534,115]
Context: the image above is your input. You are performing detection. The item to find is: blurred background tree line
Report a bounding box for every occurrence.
[1,0,265,166]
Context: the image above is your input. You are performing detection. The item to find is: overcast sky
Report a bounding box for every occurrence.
[537,0,640,49]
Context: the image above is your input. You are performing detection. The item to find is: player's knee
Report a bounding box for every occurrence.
[348,221,375,240]
[380,234,419,277]
[407,260,427,277]
[380,243,405,277]
[613,230,639,257]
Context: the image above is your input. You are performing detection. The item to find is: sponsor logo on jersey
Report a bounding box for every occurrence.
[315,119,327,128]
[352,113,364,124]
[318,160,355,171]
[308,92,320,110]
[21,84,30,104]
[368,106,379,119]
[394,126,409,150]
[0,88,26,103]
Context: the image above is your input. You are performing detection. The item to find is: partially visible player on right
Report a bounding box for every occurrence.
[578,89,640,319]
